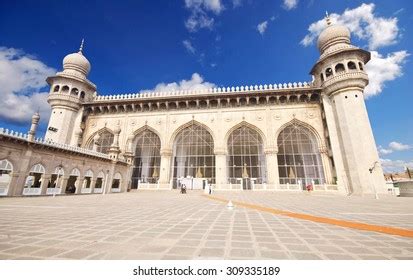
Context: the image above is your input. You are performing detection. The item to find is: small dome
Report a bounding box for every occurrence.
[32,112,40,121]
[317,22,350,53]
[63,51,91,76]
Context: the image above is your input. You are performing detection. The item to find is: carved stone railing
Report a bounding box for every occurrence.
[92,81,313,102]
[22,187,41,195]
[0,127,125,161]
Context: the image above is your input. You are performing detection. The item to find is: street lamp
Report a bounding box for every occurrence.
[368,161,379,199]
[54,162,63,197]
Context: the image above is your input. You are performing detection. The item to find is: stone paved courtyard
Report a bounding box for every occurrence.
[0,191,412,260]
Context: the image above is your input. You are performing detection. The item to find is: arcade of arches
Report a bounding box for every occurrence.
[127,122,328,190]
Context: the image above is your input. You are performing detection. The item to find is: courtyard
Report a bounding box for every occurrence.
[0,191,412,260]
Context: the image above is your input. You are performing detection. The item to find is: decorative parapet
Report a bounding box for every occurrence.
[92,81,313,102]
[0,127,126,161]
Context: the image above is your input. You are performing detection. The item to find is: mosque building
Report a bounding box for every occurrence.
[0,16,387,196]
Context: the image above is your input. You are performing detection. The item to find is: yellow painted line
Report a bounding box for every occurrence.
[204,195,413,239]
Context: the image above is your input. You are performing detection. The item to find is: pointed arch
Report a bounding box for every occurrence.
[276,120,325,186]
[224,121,267,150]
[130,126,162,188]
[0,159,13,172]
[70,168,81,177]
[0,159,13,191]
[85,169,93,178]
[86,127,115,154]
[226,123,267,186]
[168,120,215,148]
[127,125,163,150]
[30,163,46,174]
[275,119,323,148]
[85,127,115,148]
[171,120,216,188]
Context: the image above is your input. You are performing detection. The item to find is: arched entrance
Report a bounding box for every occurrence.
[81,170,93,193]
[94,171,105,193]
[111,172,122,192]
[88,130,114,154]
[172,123,215,189]
[47,166,64,195]
[0,159,13,196]
[227,126,266,190]
[277,124,325,188]
[23,163,45,195]
[66,168,80,194]
[131,129,161,189]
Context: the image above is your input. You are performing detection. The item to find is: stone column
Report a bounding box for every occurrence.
[76,177,85,194]
[90,178,96,194]
[265,147,279,190]
[319,146,333,184]
[40,174,51,195]
[60,176,69,194]
[159,149,172,184]
[8,173,22,197]
[214,148,227,189]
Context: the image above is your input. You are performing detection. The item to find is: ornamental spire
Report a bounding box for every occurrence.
[79,38,84,53]
[325,11,331,26]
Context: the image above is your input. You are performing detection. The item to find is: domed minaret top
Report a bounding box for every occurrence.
[317,12,352,57]
[62,39,91,78]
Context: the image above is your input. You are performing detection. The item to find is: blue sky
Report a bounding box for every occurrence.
[0,0,412,172]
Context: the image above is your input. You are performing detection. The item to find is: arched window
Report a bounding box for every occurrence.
[53,85,60,92]
[0,159,13,192]
[48,166,64,189]
[66,168,80,194]
[61,85,69,93]
[277,124,325,186]
[70,88,79,96]
[172,123,215,188]
[348,61,357,70]
[358,62,364,70]
[325,68,333,78]
[131,129,161,188]
[335,63,345,74]
[227,126,266,189]
[95,171,105,189]
[112,173,122,189]
[80,91,85,99]
[83,170,93,189]
[25,163,45,188]
[320,73,324,82]
[88,131,114,154]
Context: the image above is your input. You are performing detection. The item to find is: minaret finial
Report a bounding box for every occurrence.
[79,39,84,53]
[325,11,331,26]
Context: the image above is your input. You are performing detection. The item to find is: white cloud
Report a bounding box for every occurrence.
[283,0,298,10]
[378,146,393,156]
[389,141,411,151]
[301,3,399,50]
[184,0,224,32]
[141,73,216,93]
[257,21,268,35]
[182,40,196,54]
[378,141,412,156]
[380,158,413,173]
[0,47,55,124]
[365,50,409,97]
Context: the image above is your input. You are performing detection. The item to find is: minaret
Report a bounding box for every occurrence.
[45,40,97,145]
[310,14,386,195]
[28,112,40,142]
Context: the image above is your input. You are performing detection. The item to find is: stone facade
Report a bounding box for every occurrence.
[0,17,387,196]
